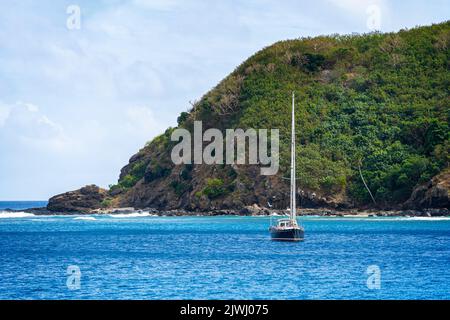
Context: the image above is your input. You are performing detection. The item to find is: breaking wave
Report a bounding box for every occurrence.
[73,216,97,221]
[108,212,157,218]
[328,216,450,221]
[403,216,450,221]
[0,211,35,219]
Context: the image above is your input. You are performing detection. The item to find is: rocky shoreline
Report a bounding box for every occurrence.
[8,204,449,217]
[32,183,449,218]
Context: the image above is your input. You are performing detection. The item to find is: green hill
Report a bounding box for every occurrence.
[55,22,450,212]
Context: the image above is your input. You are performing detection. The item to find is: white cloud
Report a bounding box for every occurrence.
[327,0,390,20]
[327,0,384,14]
[22,102,39,112]
[132,0,179,11]
[117,62,165,97]
[123,105,164,138]
[0,103,11,127]
[0,101,70,152]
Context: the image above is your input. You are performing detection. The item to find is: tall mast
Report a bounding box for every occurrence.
[290,92,296,221]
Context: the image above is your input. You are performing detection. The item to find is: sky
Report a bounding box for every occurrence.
[0,0,448,200]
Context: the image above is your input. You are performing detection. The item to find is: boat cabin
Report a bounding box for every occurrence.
[275,218,298,229]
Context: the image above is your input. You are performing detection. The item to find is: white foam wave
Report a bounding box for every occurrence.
[73,216,97,221]
[315,216,450,221]
[108,212,156,218]
[0,211,35,218]
[270,213,283,216]
[403,216,450,221]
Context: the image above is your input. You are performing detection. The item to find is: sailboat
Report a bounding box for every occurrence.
[269,92,305,241]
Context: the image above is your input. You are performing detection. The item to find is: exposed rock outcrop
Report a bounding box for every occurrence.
[47,185,107,213]
[404,169,450,210]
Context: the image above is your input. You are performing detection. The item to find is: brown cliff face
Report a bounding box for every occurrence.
[47,185,107,213]
[404,168,450,210]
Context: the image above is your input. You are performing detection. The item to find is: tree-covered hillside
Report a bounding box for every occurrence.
[112,22,449,210]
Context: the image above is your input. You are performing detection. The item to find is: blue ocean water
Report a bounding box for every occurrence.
[0,201,48,210]
[0,209,449,300]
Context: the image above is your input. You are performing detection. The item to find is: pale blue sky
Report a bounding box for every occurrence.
[0,0,448,200]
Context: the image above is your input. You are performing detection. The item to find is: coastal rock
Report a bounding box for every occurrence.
[423,208,449,217]
[298,190,350,209]
[404,169,450,212]
[238,204,270,216]
[47,185,107,213]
